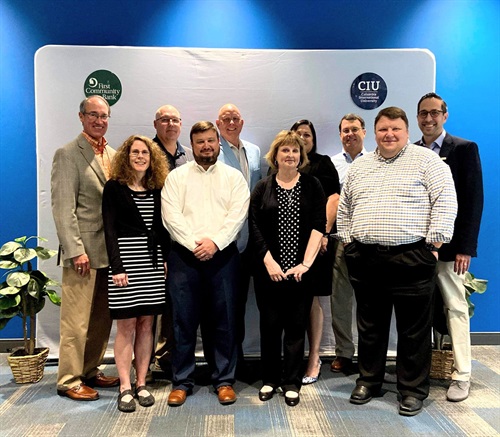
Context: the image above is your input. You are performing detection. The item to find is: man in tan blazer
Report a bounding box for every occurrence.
[51,95,119,401]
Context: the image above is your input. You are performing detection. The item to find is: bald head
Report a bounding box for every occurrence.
[216,103,244,146]
[155,105,180,121]
[154,105,182,147]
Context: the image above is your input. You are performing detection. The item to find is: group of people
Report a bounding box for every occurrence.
[50,92,483,417]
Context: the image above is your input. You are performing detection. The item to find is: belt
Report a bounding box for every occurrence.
[353,239,425,254]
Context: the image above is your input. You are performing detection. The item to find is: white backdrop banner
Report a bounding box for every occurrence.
[35,46,435,357]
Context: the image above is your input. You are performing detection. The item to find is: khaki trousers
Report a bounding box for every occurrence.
[330,241,355,359]
[57,267,112,389]
[436,261,471,381]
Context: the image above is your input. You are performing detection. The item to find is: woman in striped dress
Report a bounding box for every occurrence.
[103,135,170,412]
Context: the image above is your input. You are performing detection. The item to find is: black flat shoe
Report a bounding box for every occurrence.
[399,396,423,416]
[350,385,378,405]
[118,389,136,412]
[284,391,300,407]
[258,385,276,402]
[135,385,155,407]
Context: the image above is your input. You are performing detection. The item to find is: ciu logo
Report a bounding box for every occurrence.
[358,80,381,91]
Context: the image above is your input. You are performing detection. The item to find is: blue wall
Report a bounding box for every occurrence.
[1,0,499,335]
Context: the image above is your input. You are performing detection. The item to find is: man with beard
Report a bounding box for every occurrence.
[161,121,250,406]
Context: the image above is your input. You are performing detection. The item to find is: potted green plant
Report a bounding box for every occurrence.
[0,236,61,383]
[464,272,488,318]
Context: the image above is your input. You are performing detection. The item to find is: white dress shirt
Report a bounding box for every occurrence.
[161,160,250,252]
[331,148,367,188]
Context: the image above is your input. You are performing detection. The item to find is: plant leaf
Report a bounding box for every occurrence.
[33,298,46,313]
[6,272,30,287]
[0,286,21,296]
[0,306,20,319]
[0,260,18,269]
[0,295,21,309]
[46,278,61,287]
[35,247,57,260]
[0,241,22,256]
[46,289,62,305]
[27,278,41,298]
[473,280,488,294]
[13,248,37,264]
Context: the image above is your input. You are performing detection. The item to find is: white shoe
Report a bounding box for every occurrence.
[447,380,470,402]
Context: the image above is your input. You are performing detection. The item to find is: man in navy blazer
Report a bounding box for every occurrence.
[216,103,261,377]
[415,92,484,402]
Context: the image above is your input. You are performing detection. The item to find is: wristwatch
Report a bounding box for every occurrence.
[425,243,439,252]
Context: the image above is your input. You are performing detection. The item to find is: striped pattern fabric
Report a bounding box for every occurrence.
[108,192,165,319]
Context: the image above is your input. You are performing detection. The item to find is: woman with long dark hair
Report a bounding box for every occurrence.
[290,120,340,385]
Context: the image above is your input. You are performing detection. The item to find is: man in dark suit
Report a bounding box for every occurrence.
[415,92,484,402]
[51,96,119,401]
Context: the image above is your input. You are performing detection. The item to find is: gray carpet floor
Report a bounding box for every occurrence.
[1,346,499,436]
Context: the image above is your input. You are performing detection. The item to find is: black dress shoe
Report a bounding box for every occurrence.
[258,387,276,402]
[284,391,300,407]
[350,385,378,405]
[399,396,423,416]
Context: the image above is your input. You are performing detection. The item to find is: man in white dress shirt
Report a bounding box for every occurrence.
[330,113,367,374]
[161,121,250,407]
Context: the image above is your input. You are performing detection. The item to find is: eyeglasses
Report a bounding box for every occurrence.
[221,117,241,124]
[417,110,444,119]
[156,117,181,125]
[130,150,150,157]
[84,112,110,121]
[341,127,362,134]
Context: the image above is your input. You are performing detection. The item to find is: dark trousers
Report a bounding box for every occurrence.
[254,273,314,392]
[344,240,437,400]
[168,242,239,391]
[235,247,252,362]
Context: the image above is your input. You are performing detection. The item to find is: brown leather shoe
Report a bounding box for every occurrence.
[331,357,352,373]
[87,371,120,388]
[217,385,237,404]
[168,389,189,406]
[57,384,99,401]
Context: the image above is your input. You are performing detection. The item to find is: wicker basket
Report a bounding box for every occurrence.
[7,347,49,384]
[430,349,454,380]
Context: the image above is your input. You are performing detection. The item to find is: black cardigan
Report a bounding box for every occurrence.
[102,179,171,275]
[249,172,326,273]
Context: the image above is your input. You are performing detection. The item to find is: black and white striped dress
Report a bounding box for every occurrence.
[108,190,165,319]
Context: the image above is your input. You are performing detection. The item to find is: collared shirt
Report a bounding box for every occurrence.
[153,136,193,170]
[81,131,111,179]
[337,144,457,246]
[227,139,250,184]
[161,160,250,252]
[418,130,446,155]
[331,148,367,188]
